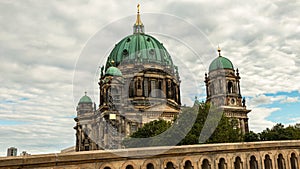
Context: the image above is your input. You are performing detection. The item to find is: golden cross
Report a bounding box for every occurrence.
[137,4,140,13]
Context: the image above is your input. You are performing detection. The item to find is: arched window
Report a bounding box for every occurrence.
[144,78,149,97]
[264,154,273,169]
[105,89,108,103]
[218,158,227,169]
[219,79,222,94]
[111,87,118,94]
[146,163,154,169]
[129,80,134,97]
[278,154,286,169]
[111,87,119,102]
[165,162,175,169]
[201,159,211,169]
[166,80,172,99]
[210,83,215,95]
[291,153,298,169]
[84,145,89,151]
[158,80,162,98]
[100,89,104,105]
[172,82,176,100]
[126,165,134,169]
[137,79,142,89]
[249,156,258,169]
[184,160,194,169]
[104,167,111,169]
[150,80,156,97]
[228,81,233,94]
[234,156,242,169]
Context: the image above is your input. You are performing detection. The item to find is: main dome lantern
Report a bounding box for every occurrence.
[105,4,174,70]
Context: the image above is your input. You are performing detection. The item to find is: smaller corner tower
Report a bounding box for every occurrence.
[74,92,97,151]
[7,147,17,157]
[205,47,251,134]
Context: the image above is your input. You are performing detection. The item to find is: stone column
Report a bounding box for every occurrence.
[269,154,276,169]
[240,119,245,134]
[257,156,263,169]
[296,153,300,169]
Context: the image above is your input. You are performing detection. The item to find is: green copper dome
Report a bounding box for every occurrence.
[105,66,122,76]
[209,56,234,72]
[79,94,92,104]
[105,33,174,70]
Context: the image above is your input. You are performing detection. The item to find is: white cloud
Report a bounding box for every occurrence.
[248,107,279,132]
[247,94,299,108]
[0,0,300,156]
[286,117,300,125]
[280,97,299,104]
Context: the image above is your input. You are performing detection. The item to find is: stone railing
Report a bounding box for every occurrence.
[1,140,300,169]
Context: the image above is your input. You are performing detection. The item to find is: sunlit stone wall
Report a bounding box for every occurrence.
[1,140,299,169]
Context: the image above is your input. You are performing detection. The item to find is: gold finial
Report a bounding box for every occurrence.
[111,60,115,65]
[85,91,87,96]
[217,45,221,57]
[135,4,143,26]
[137,4,140,13]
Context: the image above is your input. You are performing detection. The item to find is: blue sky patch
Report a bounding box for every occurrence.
[0,120,27,126]
[20,97,29,101]
[263,91,300,124]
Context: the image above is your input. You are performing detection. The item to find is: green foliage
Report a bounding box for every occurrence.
[179,103,243,145]
[130,119,172,138]
[206,116,243,143]
[243,123,300,142]
[122,119,172,148]
[259,123,300,141]
[244,131,260,142]
[123,102,243,148]
[123,105,300,148]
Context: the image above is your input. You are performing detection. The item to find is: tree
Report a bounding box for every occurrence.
[244,131,260,142]
[259,123,300,141]
[122,119,172,148]
[123,102,243,148]
[130,119,172,138]
[177,102,243,145]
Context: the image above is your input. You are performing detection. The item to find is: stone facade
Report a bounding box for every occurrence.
[205,49,251,134]
[1,140,300,169]
[74,7,181,151]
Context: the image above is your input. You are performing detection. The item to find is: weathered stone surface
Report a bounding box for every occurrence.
[1,140,300,169]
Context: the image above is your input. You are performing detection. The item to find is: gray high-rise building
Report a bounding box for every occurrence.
[7,147,17,157]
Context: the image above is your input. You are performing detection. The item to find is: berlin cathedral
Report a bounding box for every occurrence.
[73,5,251,151]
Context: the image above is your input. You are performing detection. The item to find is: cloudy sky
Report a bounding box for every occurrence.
[0,0,299,156]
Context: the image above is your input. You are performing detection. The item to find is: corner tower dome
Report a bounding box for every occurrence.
[209,47,234,72]
[105,65,122,76]
[79,92,92,104]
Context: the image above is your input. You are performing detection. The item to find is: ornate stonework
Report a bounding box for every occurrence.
[1,141,300,169]
[74,6,181,151]
[205,48,251,134]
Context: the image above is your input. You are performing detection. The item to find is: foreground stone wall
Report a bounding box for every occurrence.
[1,140,300,169]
